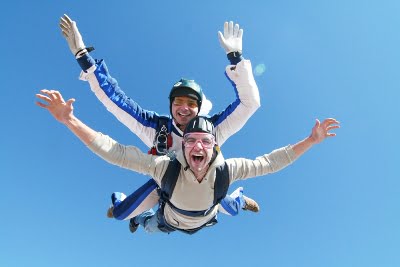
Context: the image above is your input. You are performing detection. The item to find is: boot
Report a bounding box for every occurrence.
[129,218,139,234]
[242,195,260,212]
[106,205,114,218]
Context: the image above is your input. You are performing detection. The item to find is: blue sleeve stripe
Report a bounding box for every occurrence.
[93,61,171,130]
[219,195,240,216]
[113,179,158,220]
[209,71,241,127]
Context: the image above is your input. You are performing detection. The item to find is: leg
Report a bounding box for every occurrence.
[133,209,163,233]
[110,179,159,220]
[218,187,259,216]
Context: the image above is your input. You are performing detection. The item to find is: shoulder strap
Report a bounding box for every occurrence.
[150,115,171,155]
[159,158,181,201]
[213,162,230,205]
[157,115,170,132]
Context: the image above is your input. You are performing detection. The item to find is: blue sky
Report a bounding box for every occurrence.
[1,1,399,266]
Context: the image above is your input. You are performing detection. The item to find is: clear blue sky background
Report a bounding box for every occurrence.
[1,1,399,266]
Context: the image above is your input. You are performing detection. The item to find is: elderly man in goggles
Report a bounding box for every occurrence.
[36,89,340,235]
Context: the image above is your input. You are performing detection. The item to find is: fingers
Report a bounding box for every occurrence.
[217,31,225,43]
[223,21,229,37]
[35,93,51,103]
[59,22,68,32]
[233,23,239,37]
[59,16,71,37]
[62,14,73,24]
[322,118,340,125]
[60,14,74,34]
[327,125,340,131]
[66,98,76,108]
[238,28,243,39]
[228,21,233,36]
[60,17,71,29]
[37,89,65,103]
[222,21,242,38]
[35,101,48,108]
[318,118,340,138]
[314,118,320,128]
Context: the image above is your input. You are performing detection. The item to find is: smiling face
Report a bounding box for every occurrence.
[171,96,199,130]
[183,133,215,177]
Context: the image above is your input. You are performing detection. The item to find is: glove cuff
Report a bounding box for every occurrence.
[227,51,243,65]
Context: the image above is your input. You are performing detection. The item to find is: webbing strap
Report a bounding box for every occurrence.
[214,162,230,204]
[160,159,181,201]
[150,116,170,156]
[159,159,230,217]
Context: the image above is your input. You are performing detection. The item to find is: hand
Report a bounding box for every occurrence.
[309,118,340,144]
[36,89,75,124]
[59,14,86,57]
[218,21,243,54]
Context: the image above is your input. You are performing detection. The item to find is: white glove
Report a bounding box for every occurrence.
[59,14,86,57]
[218,21,243,54]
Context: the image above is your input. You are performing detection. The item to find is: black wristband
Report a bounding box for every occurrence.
[227,51,244,65]
[75,46,95,57]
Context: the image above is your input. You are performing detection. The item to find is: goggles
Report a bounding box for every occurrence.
[173,97,198,109]
[183,133,215,149]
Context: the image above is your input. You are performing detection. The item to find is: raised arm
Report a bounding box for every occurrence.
[59,14,162,148]
[211,21,261,145]
[211,58,261,146]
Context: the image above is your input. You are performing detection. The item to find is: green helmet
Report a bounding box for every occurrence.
[169,78,203,115]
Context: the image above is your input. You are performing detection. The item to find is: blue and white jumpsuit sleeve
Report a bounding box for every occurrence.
[77,54,171,148]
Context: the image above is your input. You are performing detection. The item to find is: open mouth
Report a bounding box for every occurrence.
[192,155,204,162]
[178,111,190,117]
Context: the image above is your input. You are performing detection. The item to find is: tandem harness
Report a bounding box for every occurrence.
[156,158,230,235]
[148,116,173,156]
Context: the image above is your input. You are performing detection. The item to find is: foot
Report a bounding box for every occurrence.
[242,195,260,213]
[106,205,114,218]
[129,218,139,234]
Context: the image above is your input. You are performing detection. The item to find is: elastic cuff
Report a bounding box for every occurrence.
[227,51,244,65]
[77,53,96,72]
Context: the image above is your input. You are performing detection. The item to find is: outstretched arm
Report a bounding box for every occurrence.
[227,118,340,182]
[36,89,165,178]
[292,118,340,157]
[35,89,97,145]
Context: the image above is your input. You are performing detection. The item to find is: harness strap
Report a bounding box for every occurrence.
[214,162,230,204]
[159,159,230,217]
[148,116,171,156]
[156,201,218,235]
